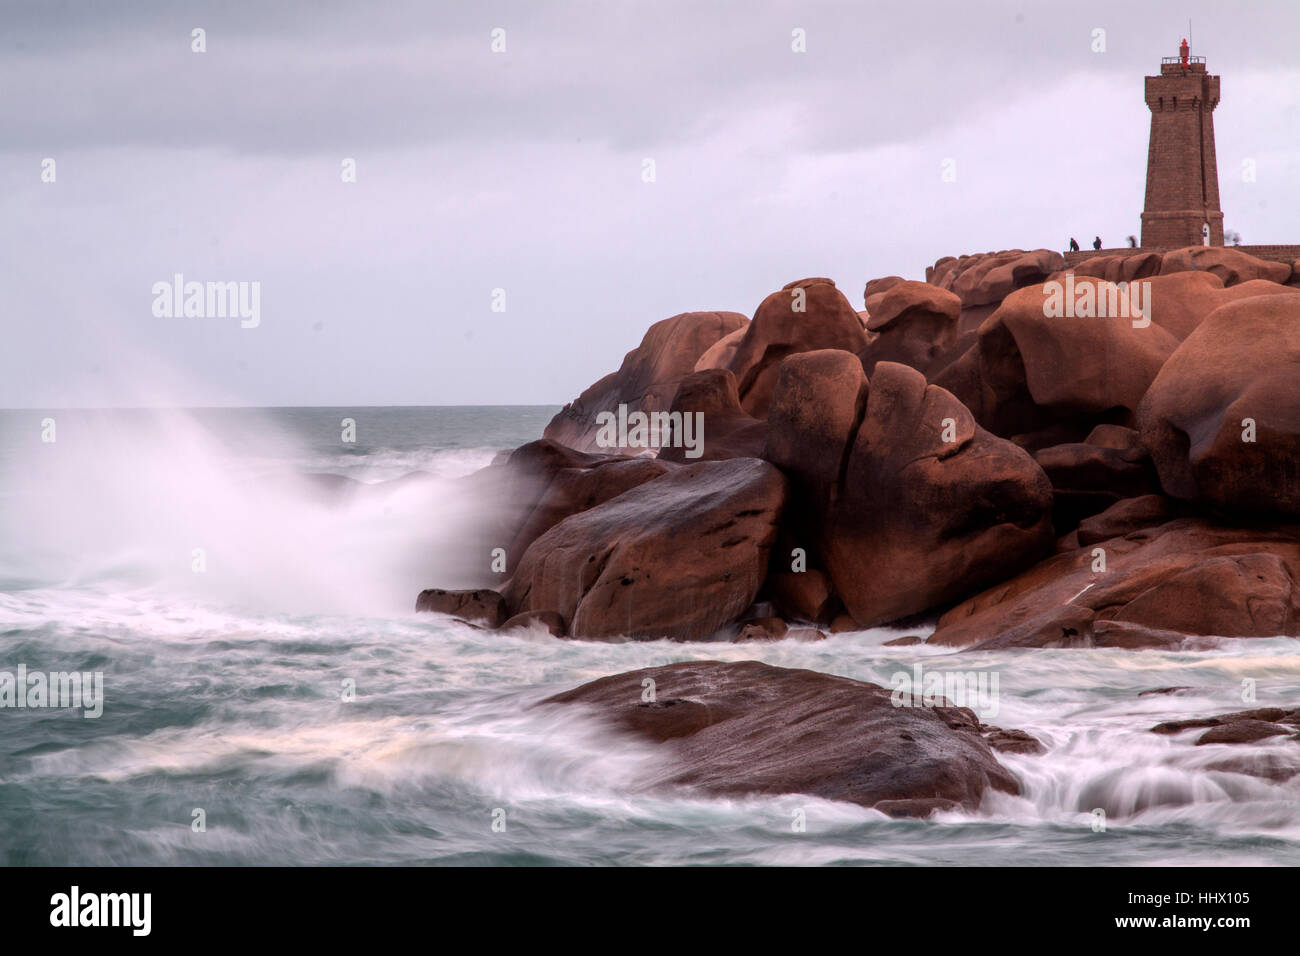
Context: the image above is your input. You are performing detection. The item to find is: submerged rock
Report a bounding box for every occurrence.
[1151,706,1300,747]
[415,588,507,627]
[500,609,566,636]
[540,660,1025,816]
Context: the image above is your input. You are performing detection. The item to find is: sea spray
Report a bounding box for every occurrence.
[0,408,513,615]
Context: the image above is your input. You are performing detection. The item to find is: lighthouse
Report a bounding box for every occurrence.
[1139,41,1224,248]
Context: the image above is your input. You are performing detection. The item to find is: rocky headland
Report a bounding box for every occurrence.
[417,245,1300,814]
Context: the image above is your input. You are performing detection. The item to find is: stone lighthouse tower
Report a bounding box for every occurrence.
[1140,40,1224,248]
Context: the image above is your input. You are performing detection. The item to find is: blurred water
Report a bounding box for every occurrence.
[1,406,1297,866]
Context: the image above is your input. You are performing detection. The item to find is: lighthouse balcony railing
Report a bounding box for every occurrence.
[1161,55,1206,64]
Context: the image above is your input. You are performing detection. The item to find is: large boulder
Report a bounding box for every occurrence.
[929,249,1066,308]
[1076,494,1178,547]
[863,274,906,308]
[930,518,1300,649]
[763,349,868,502]
[859,280,962,377]
[929,270,1300,440]
[506,456,676,567]
[415,588,507,627]
[765,357,1054,628]
[1159,246,1292,287]
[657,368,767,463]
[764,568,838,624]
[1033,425,1160,531]
[545,310,748,452]
[693,324,749,372]
[759,349,868,613]
[726,278,869,419]
[1049,252,1164,284]
[503,458,787,639]
[926,256,955,285]
[1152,706,1300,746]
[936,276,1182,438]
[1138,294,1300,515]
[426,439,618,588]
[1144,272,1299,340]
[540,660,1023,817]
[833,363,1055,626]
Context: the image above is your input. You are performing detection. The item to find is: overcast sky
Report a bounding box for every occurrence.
[2,0,1297,408]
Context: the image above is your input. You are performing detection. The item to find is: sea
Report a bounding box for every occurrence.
[1,406,1298,866]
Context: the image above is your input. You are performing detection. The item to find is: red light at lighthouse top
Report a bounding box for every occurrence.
[1180,38,1189,68]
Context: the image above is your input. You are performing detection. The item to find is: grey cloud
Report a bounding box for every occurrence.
[7,0,1293,154]
[1,0,1296,408]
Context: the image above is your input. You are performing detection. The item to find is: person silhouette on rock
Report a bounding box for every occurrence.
[1093,236,1102,250]
[1069,238,1080,252]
